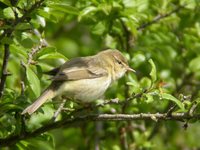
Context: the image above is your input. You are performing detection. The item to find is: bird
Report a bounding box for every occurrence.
[22,49,135,115]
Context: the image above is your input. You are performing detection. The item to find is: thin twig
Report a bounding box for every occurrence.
[137,5,185,31]
[0,44,10,98]
[0,0,45,41]
[119,126,128,150]
[52,99,67,121]
[20,81,25,95]
[0,0,45,98]
[188,101,198,116]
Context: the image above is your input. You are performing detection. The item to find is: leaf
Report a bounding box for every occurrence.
[10,44,27,58]
[15,23,32,30]
[91,21,106,35]
[36,47,56,58]
[0,103,22,115]
[0,0,11,6]
[1,37,13,44]
[148,59,157,82]
[26,67,41,97]
[69,101,74,108]
[37,9,50,18]
[140,77,151,89]
[144,93,154,103]
[162,93,185,111]
[21,38,34,48]
[3,7,14,19]
[48,3,79,15]
[78,6,97,21]
[38,52,67,60]
[189,56,200,72]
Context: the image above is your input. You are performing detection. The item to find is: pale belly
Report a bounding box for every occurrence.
[58,76,112,103]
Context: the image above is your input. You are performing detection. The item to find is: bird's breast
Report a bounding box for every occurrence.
[58,76,112,103]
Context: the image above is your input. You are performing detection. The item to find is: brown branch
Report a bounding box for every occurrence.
[1,112,200,147]
[137,5,185,31]
[0,0,45,98]
[0,44,10,98]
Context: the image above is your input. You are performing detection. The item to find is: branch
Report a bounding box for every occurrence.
[0,0,45,41]
[137,5,184,31]
[0,112,200,147]
[0,0,45,98]
[0,44,10,98]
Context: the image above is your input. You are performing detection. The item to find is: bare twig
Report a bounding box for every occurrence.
[52,99,67,121]
[137,5,185,31]
[166,104,177,116]
[119,126,128,150]
[27,40,47,65]
[20,81,25,95]
[0,112,200,147]
[0,0,45,98]
[0,44,10,98]
[188,101,198,116]
[0,0,45,41]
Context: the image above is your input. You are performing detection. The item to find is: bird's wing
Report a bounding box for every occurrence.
[52,57,108,81]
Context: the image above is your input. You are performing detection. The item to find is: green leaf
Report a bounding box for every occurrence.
[15,23,32,30]
[3,7,14,19]
[37,9,50,18]
[78,6,97,21]
[0,0,11,6]
[26,67,41,97]
[0,103,22,115]
[91,21,106,35]
[10,44,27,58]
[162,93,185,111]
[140,77,151,89]
[38,52,67,60]
[189,56,200,72]
[148,59,157,82]
[48,3,79,15]
[1,37,13,44]
[144,93,154,103]
[21,38,34,48]
[37,9,58,23]
[36,47,56,58]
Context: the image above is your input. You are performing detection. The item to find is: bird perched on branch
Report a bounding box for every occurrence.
[22,49,135,115]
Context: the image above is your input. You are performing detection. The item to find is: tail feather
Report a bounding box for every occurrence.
[22,88,55,115]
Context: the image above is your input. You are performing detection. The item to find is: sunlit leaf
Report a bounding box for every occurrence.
[36,47,57,58]
[3,7,14,19]
[78,6,97,21]
[91,21,106,35]
[15,23,32,30]
[0,0,11,6]
[0,103,22,116]
[38,52,67,60]
[162,93,185,111]
[48,3,79,15]
[10,44,27,58]
[189,56,200,72]
[148,59,157,83]
[26,67,41,97]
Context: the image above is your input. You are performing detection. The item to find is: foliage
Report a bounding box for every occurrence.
[0,0,200,149]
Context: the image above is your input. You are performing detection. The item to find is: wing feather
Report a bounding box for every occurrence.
[52,57,107,81]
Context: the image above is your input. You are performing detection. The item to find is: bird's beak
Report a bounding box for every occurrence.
[126,66,136,73]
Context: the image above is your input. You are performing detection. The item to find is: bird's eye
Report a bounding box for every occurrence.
[116,60,122,65]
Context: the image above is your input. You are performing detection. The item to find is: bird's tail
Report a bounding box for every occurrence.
[21,87,55,115]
